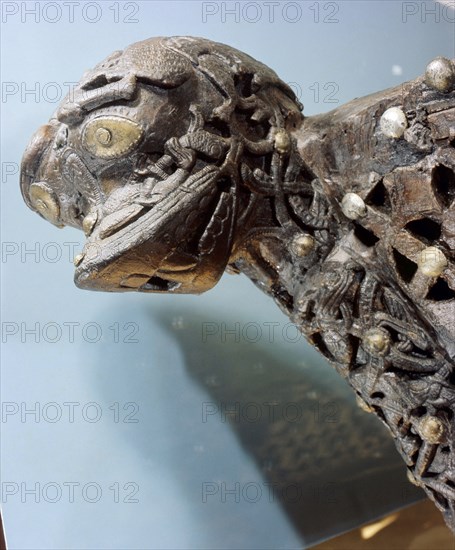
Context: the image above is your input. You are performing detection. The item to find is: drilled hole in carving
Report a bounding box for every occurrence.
[311,332,334,360]
[405,218,441,242]
[441,446,450,454]
[430,489,449,510]
[410,345,434,359]
[353,223,380,247]
[205,120,231,138]
[370,391,385,399]
[411,406,427,418]
[410,449,420,466]
[426,278,455,301]
[371,405,387,423]
[272,286,294,311]
[365,180,390,209]
[440,407,453,421]
[393,248,418,283]
[349,334,361,363]
[234,72,254,97]
[432,164,455,208]
[303,300,316,321]
[449,370,455,387]
[237,108,270,140]
[142,276,180,292]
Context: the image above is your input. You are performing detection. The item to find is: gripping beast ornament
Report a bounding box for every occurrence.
[20,38,455,532]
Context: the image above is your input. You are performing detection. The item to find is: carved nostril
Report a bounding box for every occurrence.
[29,182,63,227]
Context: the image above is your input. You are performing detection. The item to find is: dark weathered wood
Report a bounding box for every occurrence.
[20,38,455,532]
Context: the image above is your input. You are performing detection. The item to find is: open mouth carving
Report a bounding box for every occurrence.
[141,276,181,292]
[73,161,237,294]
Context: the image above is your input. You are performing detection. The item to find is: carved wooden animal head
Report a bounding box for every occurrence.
[20,36,304,293]
[19,36,455,534]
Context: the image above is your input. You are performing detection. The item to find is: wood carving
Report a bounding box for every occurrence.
[20,37,455,532]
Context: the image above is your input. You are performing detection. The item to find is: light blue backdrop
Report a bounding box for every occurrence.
[1,1,453,548]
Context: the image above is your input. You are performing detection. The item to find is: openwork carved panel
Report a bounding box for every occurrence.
[20,38,455,532]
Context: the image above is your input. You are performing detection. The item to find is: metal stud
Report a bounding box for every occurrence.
[274,129,291,155]
[418,415,445,444]
[29,182,61,226]
[380,107,408,138]
[290,234,315,257]
[425,57,455,93]
[341,192,367,220]
[363,327,391,356]
[418,246,447,277]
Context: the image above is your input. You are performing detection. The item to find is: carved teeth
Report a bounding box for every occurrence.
[418,415,446,444]
[356,394,373,413]
[425,57,455,93]
[380,107,408,138]
[363,327,390,356]
[82,210,98,236]
[290,234,315,257]
[418,246,447,277]
[341,192,367,220]
[407,470,422,487]
[73,253,85,266]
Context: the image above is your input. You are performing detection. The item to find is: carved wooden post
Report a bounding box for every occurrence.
[20,38,455,532]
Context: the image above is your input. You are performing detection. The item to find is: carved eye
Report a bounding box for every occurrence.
[82,116,143,159]
[29,182,62,226]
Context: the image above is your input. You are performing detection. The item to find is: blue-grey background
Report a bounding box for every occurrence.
[1,1,454,548]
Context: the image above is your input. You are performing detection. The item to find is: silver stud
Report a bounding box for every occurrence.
[425,57,455,93]
[82,210,98,236]
[29,182,61,226]
[290,234,315,257]
[363,327,391,356]
[341,192,367,220]
[418,246,447,277]
[418,415,445,444]
[380,107,408,138]
[274,130,291,155]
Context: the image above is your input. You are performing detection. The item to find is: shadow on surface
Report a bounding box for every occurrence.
[153,307,424,544]
[92,301,424,546]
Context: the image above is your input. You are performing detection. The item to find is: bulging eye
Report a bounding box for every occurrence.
[82,116,143,159]
[29,182,62,226]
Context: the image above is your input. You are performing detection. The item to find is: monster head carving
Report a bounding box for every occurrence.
[20,36,304,293]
